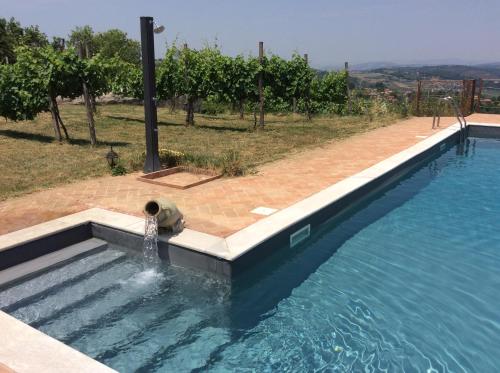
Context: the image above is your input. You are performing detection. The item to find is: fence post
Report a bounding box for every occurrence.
[415,80,422,116]
[258,41,265,128]
[460,80,467,114]
[469,79,476,114]
[476,79,483,113]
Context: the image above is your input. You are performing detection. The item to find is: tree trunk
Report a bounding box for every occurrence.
[56,109,70,141]
[305,92,312,121]
[48,95,63,142]
[170,96,176,113]
[253,105,257,130]
[185,97,195,126]
[90,93,97,114]
[239,99,245,119]
[82,80,97,146]
[292,97,297,114]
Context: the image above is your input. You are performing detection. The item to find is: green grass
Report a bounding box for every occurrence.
[0,104,401,200]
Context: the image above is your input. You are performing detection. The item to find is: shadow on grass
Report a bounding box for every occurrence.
[192,124,250,133]
[0,129,54,143]
[73,139,131,147]
[106,115,250,132]
[105,115,146,124]
[0,129,129,147]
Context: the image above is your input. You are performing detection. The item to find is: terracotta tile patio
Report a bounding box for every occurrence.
[1,114,499,238]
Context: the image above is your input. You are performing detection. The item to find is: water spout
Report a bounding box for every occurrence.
[143,215,160,268]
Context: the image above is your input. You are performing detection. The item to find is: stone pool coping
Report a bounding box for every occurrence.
[1,121,499,372]
[0,311,116,373]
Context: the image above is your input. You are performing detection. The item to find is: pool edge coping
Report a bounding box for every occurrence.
[0,310,116,373]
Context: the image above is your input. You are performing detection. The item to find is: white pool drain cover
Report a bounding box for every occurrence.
[251,207,278,216]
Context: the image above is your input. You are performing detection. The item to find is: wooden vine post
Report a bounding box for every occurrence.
[77,42,97,146]
[84,42,97,114]
[345,62,351,114]
[258,41,265,128]
[304,53,312,120]
[183,43,194,126]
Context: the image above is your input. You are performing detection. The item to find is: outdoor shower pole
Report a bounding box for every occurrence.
[140,16,160,173]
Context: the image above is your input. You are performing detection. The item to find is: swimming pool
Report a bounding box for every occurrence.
[1,137,500,372]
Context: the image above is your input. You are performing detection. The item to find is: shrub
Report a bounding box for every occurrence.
[221,149,245,176]
[111,164,127,176]
[129,148,185,171]
[158,148,184,168]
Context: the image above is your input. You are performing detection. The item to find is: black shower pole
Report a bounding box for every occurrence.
[140,16,160,173]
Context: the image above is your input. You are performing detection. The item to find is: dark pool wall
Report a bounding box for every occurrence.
[0,223,92,271]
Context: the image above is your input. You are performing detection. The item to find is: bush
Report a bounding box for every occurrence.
[129,148,185,171]
[111,164,127,176]
[221,149,245,176]
[200,95,228,115]
[158,148,184,168]
[129,148,246,176]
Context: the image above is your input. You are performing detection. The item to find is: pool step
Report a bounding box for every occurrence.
[10,255,140,325]
[153,326,230,372]
[0,248,126,311]
[40,270,171,342]
[0,238,108,288]
[101,308,206,373]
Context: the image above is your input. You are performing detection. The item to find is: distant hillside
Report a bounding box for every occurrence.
[371,65,500,80]
[475,62,500,70]
[351,64,500,93]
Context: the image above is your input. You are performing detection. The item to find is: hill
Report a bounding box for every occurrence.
[351,64,500,93]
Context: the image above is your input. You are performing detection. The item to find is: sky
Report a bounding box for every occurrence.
[2,0,500,69]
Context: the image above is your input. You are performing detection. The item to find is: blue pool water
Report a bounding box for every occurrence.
[2,138,500,372]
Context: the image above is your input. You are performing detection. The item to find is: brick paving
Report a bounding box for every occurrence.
[1,114,499,238]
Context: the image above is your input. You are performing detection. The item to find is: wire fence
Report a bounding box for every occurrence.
[413,79,500,116]
[413,80,471,116]
[477,79,500,113]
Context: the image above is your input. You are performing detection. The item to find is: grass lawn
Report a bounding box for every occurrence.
[0,104,402,200]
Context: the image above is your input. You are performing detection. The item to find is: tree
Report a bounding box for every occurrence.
[68,25,95,55]
[0,63,47,121]
[178,45,224,126]
[21,25,48,48]
[0,18,21,63]
[0,17,47,63]
[157,45,182,111]
[93,29,140,65]
[263,54,290,112]
[11,46,85,141]
[223,55,259,119]
[314,70,348,114]
[108,56,143,98]
[287,53,315,118]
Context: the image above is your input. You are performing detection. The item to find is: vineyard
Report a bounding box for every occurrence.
[0,23,349,143]
[0,18,406,198]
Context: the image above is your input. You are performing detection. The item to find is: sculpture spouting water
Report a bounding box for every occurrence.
[143,197,184,267]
